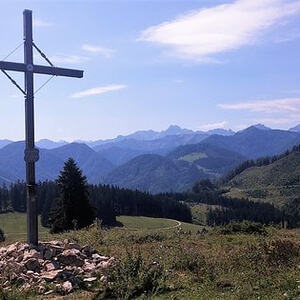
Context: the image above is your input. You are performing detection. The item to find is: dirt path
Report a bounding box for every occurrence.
[161,220,182,230]
[121,219,182,231]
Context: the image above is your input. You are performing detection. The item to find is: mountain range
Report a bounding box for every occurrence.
[0,124,299,193]
[0,125,234,150]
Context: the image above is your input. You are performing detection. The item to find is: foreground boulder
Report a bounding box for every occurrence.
[0,240,115,294]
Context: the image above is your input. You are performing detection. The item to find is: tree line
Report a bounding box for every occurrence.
[0,159,192,231]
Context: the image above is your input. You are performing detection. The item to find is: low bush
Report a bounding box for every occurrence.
[0,228,5,242]
[95,252,168,299]
[171,247,205,276]
[217,221,267,235]
[263,239,300,266]
[127,232,166,244]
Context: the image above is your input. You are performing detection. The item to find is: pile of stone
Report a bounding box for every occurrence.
[0,240,114,294]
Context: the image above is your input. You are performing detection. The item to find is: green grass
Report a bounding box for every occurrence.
[0,213,204,244]
[117,216,204,233]
[0,212,48,243]
[117,216,177,230]
[1,213,300,300]
[178,152,207,163]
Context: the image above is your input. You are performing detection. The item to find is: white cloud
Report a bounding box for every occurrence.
[140,0,300,61]
[49,55,89,65]
[218,98,300,113]
[199,121,227,131]
[34,19,53,27]
[82,44,116,58]
[71,84,127,98]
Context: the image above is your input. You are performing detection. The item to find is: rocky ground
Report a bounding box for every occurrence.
[0,240,115,295]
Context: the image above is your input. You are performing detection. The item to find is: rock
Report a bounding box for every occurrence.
[97,260,110,269]
[81,245,92,257]
[44,290,54,295]
[83,277,97,282]
[83,262,97,274]
[6,244,18,256]
[20,282,31,291]
[41,270,63,281]
[23,249,40,260]
[58,249,84,267]
[64,242,81,251]
[100,275,107,283]
[61,281,73,293]
[43,248,55,260]
[45,262,58,271]
[92,253,109,262]
[0,240,113,293]
[24,258,40,272]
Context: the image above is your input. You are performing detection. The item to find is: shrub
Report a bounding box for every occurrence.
[127,232,166,244]
[95,252,167,299]
[263,239,300,266]
[0,228,5,242]
[172,247,205,275]
[218,221,267,235]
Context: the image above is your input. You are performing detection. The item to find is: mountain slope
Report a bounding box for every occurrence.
[94,133,209,153]
[0,140,12,149]
[167,143,246,176]
[203,126,300,159]
[0,142,63,182]
[0,142,114,184]
[49,143,114,182]
[36,139,68,149]
[103,154,207,193]
[97,146,146,166]
[290,124,300,133]
[226,147,300,206]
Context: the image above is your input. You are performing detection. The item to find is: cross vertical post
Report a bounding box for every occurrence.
[24,10,38,245]
[0,10,83,246]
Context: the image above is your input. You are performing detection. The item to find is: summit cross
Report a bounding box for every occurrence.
[0,10,84,245]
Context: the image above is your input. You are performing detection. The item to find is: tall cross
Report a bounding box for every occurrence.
[0,10,83,245]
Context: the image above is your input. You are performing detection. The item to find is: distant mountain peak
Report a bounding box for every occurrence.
[166,124,181,131]
[289,124,300,133]
[252,124,271,131]
[207,128,235,136]
[163,125,193,136]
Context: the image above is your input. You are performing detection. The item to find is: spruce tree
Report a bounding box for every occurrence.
[49,158,94,233]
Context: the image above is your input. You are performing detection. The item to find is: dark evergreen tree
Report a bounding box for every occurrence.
[49,158,94,233]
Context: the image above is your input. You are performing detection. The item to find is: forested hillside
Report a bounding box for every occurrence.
[167,143,246,176]
[103,154,207,193]
[225,145,300,206]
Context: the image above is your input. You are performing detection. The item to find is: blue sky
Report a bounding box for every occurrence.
[0,0,300,141]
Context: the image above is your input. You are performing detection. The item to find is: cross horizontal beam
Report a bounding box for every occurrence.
[0,61,83,78]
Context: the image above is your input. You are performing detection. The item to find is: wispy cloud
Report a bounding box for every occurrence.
[71,84,127,98]
[82,44,116,58]
[49,55,89,65]
[251,115,300,126]
[218,98,300,113]
[34,19,53,27]
[140,0,300,62]
[275,31,300,43]
[199,121,228,131]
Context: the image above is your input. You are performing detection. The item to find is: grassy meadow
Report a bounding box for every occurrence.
[0,213,300,299]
